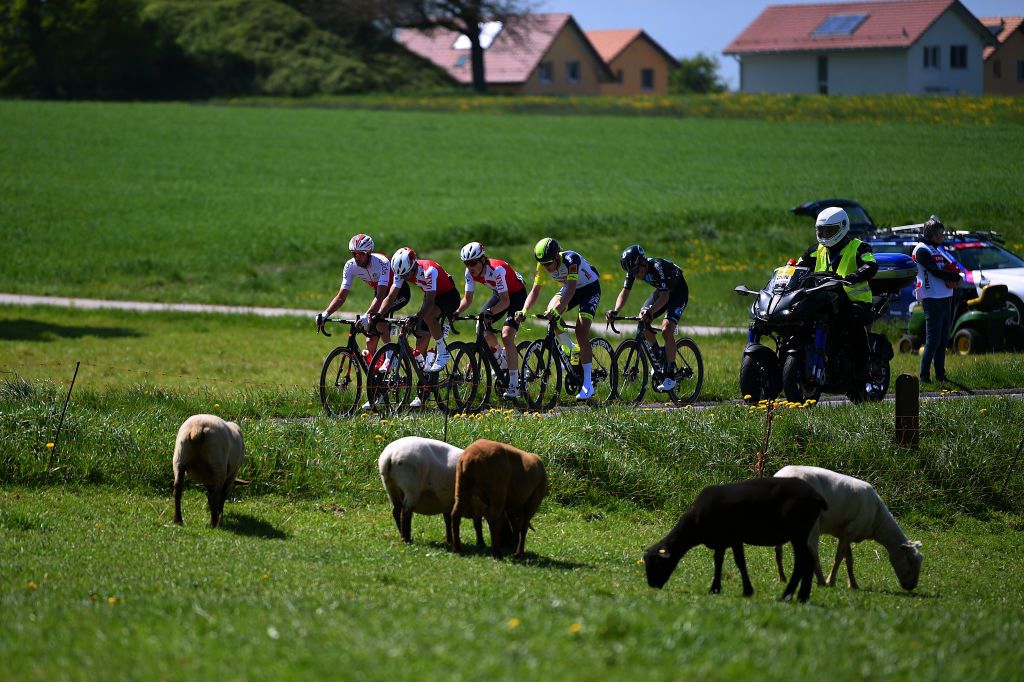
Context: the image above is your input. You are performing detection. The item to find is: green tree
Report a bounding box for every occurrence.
[669,52,727,94]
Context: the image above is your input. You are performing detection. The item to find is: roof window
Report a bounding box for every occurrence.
[811,13,868,37]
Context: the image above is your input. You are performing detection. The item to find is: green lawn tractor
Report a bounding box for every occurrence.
[898,284,1024,355]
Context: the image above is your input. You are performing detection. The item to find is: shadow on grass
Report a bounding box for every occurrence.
[220,513,288,540]
[0,319,144,342]
[423,540,589,570]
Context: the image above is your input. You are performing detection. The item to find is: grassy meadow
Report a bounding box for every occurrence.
[3,97,1024,680]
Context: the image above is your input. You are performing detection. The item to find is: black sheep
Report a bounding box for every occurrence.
[643,477,828,603]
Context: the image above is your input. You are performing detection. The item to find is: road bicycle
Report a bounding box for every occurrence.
[520,314,614,411]
[609,315,704,405]
[368,316,464,415]
[318,318,382,417]
[448,314,532,413]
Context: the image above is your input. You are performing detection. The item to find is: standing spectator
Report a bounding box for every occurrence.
[912,217,962,383]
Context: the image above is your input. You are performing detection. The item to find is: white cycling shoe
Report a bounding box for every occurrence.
[657,377,677,392]
[575,384,594,401]
[427,349,451,373]
[502,386,520,400]
[409,396,424,409]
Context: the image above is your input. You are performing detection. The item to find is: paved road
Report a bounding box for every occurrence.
[0,293,747,336]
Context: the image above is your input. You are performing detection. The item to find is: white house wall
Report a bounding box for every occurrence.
[906,10,986,94]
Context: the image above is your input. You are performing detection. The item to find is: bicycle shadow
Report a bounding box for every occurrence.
[0,319,144,342]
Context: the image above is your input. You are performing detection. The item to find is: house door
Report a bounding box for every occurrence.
[818,56,828,95]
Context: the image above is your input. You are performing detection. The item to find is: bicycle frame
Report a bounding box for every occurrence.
[370,315,459,413]
[318,318,380,417]
[609,314,704,405]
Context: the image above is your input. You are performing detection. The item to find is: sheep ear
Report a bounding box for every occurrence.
[658,547,670,558]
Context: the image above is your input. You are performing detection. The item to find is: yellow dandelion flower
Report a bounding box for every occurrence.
[46,442,54,449]
[507,617,521,629]
[569,623,583,634]
[107,596,119,605]
[26,580,38,590]
[980,408,987,413]
[743,395,752,400]
[375,435,383,440]
[214,403,220,408]
[261,574,269,580]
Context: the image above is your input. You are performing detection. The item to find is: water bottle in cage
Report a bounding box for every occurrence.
[412,349,425,370]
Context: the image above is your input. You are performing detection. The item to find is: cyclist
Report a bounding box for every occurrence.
[316,233,410,361]
[455,241,528,399]
[605,244,689,391]
[795,207,878,392]
[379,247,460,406]
[516,237,601,401]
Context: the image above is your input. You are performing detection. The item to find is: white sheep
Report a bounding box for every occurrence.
[773,465,923,590]
[172,414,245,528]
[378,436,483,546]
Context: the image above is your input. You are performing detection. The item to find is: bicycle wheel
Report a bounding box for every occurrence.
[522,340,561,412]
[448,343,486,414]
[668,338,704,405]
[319,347,362,417]
[370,343,412,415]
[589,338,615,403]
[613,339,649,404]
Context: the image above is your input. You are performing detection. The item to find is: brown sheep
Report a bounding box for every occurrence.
[451,439,548,558]
[172,414,245,528]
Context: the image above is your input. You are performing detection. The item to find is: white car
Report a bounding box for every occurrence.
[948,239,1024,325]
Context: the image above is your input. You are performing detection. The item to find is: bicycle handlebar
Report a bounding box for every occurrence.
[317,318,381,339]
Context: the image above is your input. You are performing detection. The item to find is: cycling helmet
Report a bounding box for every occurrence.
[460,241,485,262]
[815,207,850,248]
[391,247,417,278]
[348,233,374,253]
[620,244,645,272]
[534,237,560,264]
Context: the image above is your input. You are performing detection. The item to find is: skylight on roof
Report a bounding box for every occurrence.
[452,21,503,50]
[811,13,868,37]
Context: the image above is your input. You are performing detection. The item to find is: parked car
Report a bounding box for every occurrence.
[790,198,878,237]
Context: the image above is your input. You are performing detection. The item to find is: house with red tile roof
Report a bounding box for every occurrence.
[980,16,1024,95]
[395,13,613,95]
[585,29,679,95]
[724,0,996,95]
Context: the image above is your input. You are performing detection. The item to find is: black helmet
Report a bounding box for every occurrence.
[534,237,560,264]
[620,244,645,272]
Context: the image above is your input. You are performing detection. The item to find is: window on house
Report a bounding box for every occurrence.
[538,61,553,84]
[1018,60,1024,82]
[641,68,654,91]
[950,45,967,69]
[817,56,828,95]
[615,69,623,84]
[566,60,580,83]
[993,60,1002,78]
[923,46,940,69]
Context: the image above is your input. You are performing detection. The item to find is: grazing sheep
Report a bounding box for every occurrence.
[172,414,245,528]
[378,436,483,546]
[451,439,548,558]
[643,477,828,603]
[773,465,923,591]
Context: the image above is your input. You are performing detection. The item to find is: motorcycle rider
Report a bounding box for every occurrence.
[795,207,878,392]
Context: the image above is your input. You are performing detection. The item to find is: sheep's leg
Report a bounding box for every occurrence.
[400,508,413,543]
[486,513,505,559]
[206,485,221,528]
[774,545,787,582]
[219,478,234,523]
[732,544,754,596]
[781,538,810,602]
[451,510,463,553]
[710,547,725,594]
[473,517,485,548]
[845,545,859,589]
[173,471,185,525]
[807,522,826,586]
[826,538,851,587]
[514,518,528,558]
[443,513,453,546]
[391,504,403,538]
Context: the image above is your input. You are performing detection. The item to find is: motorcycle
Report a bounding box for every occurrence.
[734,261,895,404]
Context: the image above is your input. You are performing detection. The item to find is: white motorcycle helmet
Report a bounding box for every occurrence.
[460,241,485,262]
[348,233,374,253]
[815,207,850,248]
[391,247,417,278]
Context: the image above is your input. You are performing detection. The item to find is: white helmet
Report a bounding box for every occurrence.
[460,241,485,262]
[348,233,374,253]
[391,247,417,277]
[815,207,850,248]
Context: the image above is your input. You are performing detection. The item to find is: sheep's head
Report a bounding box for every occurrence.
[642,544,683,589]
[889,541,924,591]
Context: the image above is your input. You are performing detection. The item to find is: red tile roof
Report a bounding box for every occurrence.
[725,0,990,55]
[586,29,680,67]
[979,16,1024,59]
[396,13,604,85]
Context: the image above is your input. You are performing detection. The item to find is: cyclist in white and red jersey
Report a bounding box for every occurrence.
[316,233,410,359]
[455,242,528,399]
[379,247,459,394]
[516,237,602,401]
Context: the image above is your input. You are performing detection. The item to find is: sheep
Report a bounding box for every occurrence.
[172,414,245,528]
[643,477,828,603]
[378,436,483,547]
[451,439,548,558]
[773,465,923,591]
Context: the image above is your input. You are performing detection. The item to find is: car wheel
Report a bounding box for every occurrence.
[1006,295,1024,327]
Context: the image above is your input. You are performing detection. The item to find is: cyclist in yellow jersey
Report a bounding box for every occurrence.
[515,237,602,400]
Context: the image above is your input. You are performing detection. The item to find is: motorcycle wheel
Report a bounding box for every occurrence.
[739,353,780,403]
[864,349,891,402]
[782,354,822,404]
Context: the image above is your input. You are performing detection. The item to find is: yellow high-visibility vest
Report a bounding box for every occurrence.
[813,239,875,303]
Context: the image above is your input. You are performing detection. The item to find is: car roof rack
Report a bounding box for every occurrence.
[870,226,1005,245]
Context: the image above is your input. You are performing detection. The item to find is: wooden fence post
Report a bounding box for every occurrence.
[895,373,919,449]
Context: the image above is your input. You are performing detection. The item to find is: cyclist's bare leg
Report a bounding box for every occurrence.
[367,319,389,357]
[501,325,518,372]
[575,316,593,363]
[662,319,678,360]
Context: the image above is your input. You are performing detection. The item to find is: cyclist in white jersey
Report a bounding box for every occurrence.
[515,237,602,401]
[316,233,410,360]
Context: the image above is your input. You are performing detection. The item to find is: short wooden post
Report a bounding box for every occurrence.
[895,374,919,449]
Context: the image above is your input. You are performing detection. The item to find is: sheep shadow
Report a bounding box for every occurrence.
[424,541,589,570]
[0,319,144,342]
[219,513,288,540]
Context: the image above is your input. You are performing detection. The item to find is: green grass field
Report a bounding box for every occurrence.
[2,100,1023,325]
[4,98,1024,680]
